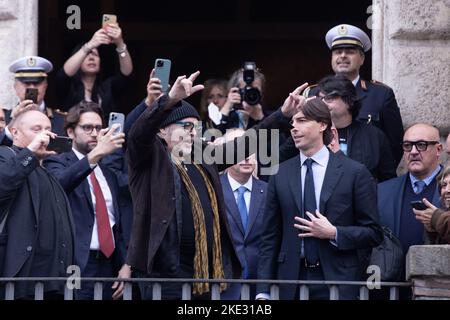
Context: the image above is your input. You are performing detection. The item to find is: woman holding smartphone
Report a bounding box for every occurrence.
[56,20,133,117]
[413,166,450,244]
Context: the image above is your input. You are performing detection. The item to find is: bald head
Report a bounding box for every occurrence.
[11,110,51,148]
[404,123,440,141]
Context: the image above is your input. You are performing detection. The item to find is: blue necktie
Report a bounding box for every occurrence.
[237,186,249,278]
[237,111,246,129]
[236,186,248,232]
[303,158,320,265]
[414,180,426,194]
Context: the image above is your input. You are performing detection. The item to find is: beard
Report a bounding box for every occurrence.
[75,141,96,155]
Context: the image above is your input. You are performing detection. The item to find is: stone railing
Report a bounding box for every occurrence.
[406,245,450,300]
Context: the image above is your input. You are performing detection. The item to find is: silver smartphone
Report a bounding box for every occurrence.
[108,112,125,135]
[154,58,171,93]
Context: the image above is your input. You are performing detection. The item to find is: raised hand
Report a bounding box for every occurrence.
[28,130,57,160]
[281,82,309,118]
[87,28,112,49]
[11,100,37,120]
[168,71,204,104]
[144,69,164,107]
[105,23,124,46]
[87,125,125,165]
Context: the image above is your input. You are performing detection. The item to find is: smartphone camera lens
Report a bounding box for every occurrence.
[157,60,164,67]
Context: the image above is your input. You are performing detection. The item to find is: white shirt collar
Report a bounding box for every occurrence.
[38,101,46,112]
[352,75,360,87]
[227,173,253,192]
[300,145,330,168]
[72,147,86,160]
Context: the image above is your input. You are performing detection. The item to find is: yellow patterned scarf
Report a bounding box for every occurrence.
[175,162,227,295]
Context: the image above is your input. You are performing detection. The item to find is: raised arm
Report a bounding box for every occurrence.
[63,28,111,77]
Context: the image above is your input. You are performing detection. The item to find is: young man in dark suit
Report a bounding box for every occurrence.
[44,101,129,300]
[219,128,268,300]
[256,97,383,300]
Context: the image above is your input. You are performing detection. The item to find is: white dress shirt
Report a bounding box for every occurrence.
[73,148,116,250]
[227,173,253,214]
[299,145,330,210]
[352,75,360,87]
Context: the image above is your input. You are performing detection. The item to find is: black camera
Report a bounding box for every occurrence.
[239,62,261,106]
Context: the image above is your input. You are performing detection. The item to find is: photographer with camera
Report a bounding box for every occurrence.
[212,62,266,134]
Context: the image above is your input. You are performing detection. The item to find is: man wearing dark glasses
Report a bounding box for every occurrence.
[378,123,443,257]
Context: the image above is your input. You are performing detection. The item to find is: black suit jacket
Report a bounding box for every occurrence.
[257,151,383,300]
[0,146,75,296]
[44,151,126,272]
[0,131,12,147]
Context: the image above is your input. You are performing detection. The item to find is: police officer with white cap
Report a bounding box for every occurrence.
[305,24,404,166]
[2,56,66,145]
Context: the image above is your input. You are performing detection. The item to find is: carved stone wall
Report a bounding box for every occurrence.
[372,0,450,135]
[0,0,39,110]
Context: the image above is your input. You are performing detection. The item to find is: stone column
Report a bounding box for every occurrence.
[406,245,450,300]
[0,0,39,110]
[371,0,450,135]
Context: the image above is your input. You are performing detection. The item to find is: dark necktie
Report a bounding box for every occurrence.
[90,171,115,258]
[304,158,320,265]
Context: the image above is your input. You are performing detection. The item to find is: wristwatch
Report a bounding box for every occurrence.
[116,44,127,58]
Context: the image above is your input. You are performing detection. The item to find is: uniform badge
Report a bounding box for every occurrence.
[27,57,36,67]
[338,25,348,36]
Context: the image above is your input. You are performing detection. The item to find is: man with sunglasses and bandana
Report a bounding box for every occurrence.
[123,70,300,300]
[378,124,443,258]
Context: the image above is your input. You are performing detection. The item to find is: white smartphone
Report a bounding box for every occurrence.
[154,58,171,93]
[108,112,125,135]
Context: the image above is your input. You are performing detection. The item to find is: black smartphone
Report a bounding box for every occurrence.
[410,200,427,210]
[47,136,73,154]
[25,88,38,104]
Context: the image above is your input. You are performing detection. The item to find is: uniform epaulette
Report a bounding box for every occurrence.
[370,79,392,89]
[303,84,318,98]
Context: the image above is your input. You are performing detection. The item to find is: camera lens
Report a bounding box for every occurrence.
[243,87,261,106]
[157,60,164,67]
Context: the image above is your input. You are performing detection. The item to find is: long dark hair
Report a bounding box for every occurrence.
[69,44,106,106]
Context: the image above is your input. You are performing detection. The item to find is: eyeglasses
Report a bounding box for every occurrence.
[318,91,340,103]
[175,121,202,133]
[78,124,103,134]
[402,140,440,152]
